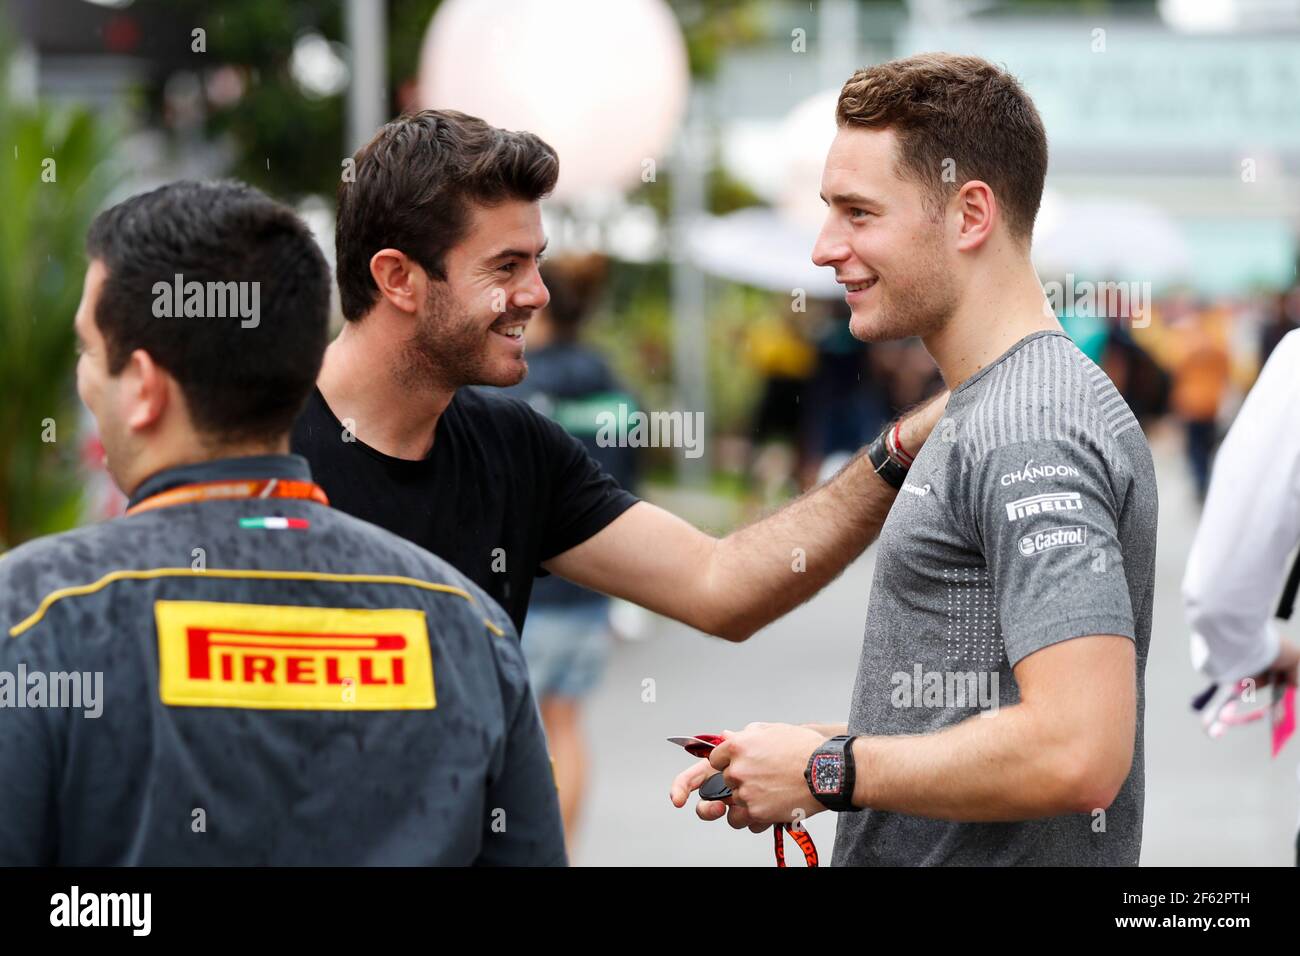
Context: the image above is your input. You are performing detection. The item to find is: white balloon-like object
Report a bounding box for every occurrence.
[417,0,690,204]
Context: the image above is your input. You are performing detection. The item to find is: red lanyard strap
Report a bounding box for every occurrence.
[774,822,819,867]
[126,478,330,516]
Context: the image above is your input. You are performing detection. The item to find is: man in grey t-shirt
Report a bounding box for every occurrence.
[830,328,1155,864]
[670,54,1156,865]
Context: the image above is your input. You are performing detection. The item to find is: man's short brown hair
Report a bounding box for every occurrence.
[836,53,1047,242]
[336,109,559,320]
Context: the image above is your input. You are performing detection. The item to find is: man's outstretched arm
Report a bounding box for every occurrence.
[543,391,949,641]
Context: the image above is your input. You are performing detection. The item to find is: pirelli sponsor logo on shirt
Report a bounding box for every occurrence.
[1005,491,1083,522]
[155,601,435,710]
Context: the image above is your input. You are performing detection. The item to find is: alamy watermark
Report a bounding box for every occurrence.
[890,665,1000,717]
[1043,274,1151,328]
[0,665,103,718]
[152,273,260,328]
[596,403,704,459]
[50,886,150,935]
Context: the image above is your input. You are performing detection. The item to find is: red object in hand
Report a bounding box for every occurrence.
[684,734,725,758]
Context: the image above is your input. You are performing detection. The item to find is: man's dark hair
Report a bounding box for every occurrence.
[836,53,1048,242]
[336,109,559,321]
[85,180,330,445]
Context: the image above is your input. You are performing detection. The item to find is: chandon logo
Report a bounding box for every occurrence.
[999,459,1081,486]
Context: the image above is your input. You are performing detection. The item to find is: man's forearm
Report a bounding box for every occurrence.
[544,394,947,640]
[703,394,946,642]
[702,452,894,640]
[849,705,1115,821]
[802,722,848,738]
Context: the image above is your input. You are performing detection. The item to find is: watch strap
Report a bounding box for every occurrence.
[867,430,909,490]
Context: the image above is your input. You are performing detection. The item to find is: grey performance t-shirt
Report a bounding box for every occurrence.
[832,330,1157,866]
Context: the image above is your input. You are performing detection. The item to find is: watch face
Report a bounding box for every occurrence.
[810,753,845,795]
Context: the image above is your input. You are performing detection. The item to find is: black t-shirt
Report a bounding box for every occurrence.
[291,386,639,633]
[502,343,639,607]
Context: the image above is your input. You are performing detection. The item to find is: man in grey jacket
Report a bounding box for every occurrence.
[0,180,564,865]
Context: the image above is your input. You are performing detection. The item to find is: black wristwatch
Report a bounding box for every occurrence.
[867,428,909,490]
[805,735,861,812]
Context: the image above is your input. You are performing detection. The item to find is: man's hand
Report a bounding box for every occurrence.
[1258,635,1300,688]
[669,757,739,824]
[896,389,951,455]
[669,723,828,829]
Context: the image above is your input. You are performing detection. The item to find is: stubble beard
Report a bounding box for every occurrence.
[396,282,527,392]
[851,226,959,344]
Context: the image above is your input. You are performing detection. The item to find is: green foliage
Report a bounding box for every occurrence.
[668,0,770,78]
[629,154,765,221]
[194,0,344,199]
[193,0,457,199]
[0,88,118,548]
[703,282,766,433]
[207,72,343,199]
[584,260,763,438]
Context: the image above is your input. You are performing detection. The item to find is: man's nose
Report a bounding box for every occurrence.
[513,270,549,312]
[812,217,848,269]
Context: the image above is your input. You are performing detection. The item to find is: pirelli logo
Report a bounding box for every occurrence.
[1005,491,1083,522]
[155,601,435,711]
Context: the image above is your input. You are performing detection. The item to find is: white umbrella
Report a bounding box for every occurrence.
[685,207,840,298]
[1032,198,1192,285]
[690,87,843,296]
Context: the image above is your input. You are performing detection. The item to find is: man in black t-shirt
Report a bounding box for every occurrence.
[294,384,631,635]
[294,110,946,640]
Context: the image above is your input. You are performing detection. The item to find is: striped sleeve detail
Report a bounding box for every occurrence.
[960,334,1141,467]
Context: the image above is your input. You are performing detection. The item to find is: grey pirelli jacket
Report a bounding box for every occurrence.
[0,454,566,865]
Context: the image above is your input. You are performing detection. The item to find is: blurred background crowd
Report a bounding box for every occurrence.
[2,0,1299,864]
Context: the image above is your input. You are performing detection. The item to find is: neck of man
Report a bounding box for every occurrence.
[922,240,1062,391]
[122,433,289,498]
[317,311,456,461]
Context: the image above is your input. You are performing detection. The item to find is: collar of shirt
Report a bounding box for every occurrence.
[127,454,314,511]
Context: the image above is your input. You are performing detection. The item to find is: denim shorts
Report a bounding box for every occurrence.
[520,602,612,700]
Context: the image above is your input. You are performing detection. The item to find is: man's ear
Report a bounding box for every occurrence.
[952,180,998,252]
[121,348,170,433]
[369,248,427,315]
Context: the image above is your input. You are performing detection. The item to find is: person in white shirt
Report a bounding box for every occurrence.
[1183,328,1300,684]
[1182,325,1300,864]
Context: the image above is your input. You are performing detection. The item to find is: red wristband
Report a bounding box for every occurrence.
[889,420,914,465]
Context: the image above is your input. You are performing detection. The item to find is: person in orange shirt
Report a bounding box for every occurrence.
[1169,306,1231,502]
